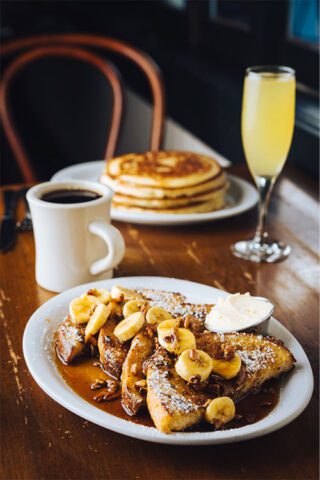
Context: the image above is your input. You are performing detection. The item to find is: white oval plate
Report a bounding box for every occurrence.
[51,161,258,225]
[23,277,313,445]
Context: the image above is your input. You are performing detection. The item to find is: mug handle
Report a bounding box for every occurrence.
[88,221,125,275]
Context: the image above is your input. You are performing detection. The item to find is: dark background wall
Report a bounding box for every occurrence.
[1,0,319,184]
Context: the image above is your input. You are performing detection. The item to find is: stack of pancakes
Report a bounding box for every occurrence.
[100,151,228,214]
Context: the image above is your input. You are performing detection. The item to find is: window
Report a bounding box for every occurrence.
[160,0,319,90]
[163,0,187,10]
[288,0,319,45]
[209,0,252,30]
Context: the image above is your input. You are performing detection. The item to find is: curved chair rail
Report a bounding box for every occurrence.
[1,34,165,152]
[0,45,124,182]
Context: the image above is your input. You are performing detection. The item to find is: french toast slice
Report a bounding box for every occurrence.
[138,288,210,333]
[98,317,129,380]
[138,288,186,307]
[55,286,297,435]
[146,344,207,433]
[146,332,295,433]
[196,331,295,401]
[56,316,89,364]
[121,328,154,416]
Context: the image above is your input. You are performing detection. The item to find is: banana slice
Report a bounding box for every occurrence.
[111,285,144,302]
[97,289,112,304]
[69,294,98,325]
[123,300,145,318]
[114,311,145,342]
[85,303,111,341]
[211,353,242,380]
[175,349,213,383]
[157,319,187,351]
[158,323,195,355]
[157,319,180,331]
[156,319,181,348]
[204,397,235,428]
[86,288,111,304]
[146,306,172,324]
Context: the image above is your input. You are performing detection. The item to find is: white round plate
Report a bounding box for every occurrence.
[23,277,313,445]
[51,161,258,225]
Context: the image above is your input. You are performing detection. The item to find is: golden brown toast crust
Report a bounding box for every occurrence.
[56,317,89,364]
[145,330,296,432]
[98,318,129,380]
[196,331,296,401]
[138,288,210,330]
[121,328,154,416]
[146,345,207,433]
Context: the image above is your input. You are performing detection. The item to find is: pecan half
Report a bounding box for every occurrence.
[145,325,155,338]
[183,316,191,329]
[190,374,201,384]
[93,379,120,402]
[140,302,150,314]
[87,288,100,297]
[90,378,109,390]
[221,343,236,361]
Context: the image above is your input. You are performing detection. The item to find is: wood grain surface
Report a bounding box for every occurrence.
[0,165,318,480]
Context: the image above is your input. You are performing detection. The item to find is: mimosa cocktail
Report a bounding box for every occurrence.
[232,66,295,263]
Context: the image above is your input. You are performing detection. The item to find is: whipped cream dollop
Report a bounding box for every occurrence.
[205,293,274,333]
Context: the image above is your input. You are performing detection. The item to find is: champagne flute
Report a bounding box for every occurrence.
[232,66,295,263]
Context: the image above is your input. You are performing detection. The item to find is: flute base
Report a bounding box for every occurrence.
[231,236,291,263]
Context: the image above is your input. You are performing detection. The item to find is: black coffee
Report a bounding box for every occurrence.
[41,189,101,204]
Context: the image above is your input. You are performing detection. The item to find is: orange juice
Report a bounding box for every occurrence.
[242,73,295,179]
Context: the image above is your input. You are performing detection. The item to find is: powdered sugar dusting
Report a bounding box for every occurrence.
[215,332,276,373]
[148,368,201,415]
[60,324,84,345]
[138,288,209,321]
[237,346,276,373]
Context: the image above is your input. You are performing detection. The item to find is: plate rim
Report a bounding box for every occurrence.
[22,276,314,445]
[50,161,258,225]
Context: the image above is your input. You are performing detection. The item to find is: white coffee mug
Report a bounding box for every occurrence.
[27,180,125,292]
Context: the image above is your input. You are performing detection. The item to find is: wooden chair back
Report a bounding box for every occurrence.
[0,45,123,182]
[1,34,166,182]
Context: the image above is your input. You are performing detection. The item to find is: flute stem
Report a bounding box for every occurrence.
[253,176,275,243]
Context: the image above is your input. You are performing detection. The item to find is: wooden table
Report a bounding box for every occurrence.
[1,165,318,480]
